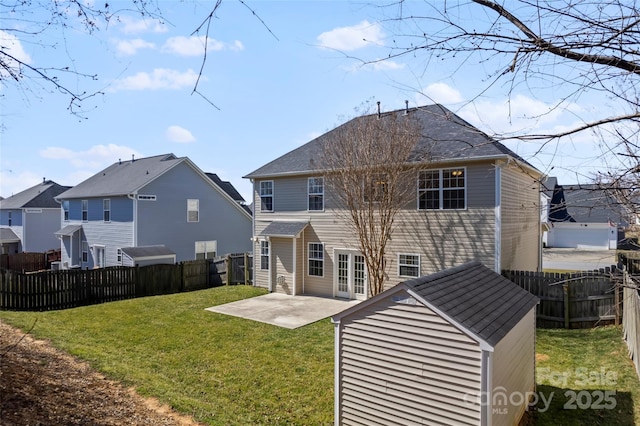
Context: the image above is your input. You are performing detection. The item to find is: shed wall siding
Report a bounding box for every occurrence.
[491,309,536,426]
[339,296,482,425]
[500,166,541,271]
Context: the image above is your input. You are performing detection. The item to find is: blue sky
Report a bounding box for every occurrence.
[1,1,621,200]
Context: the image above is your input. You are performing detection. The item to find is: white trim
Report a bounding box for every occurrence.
[292,237,297,296]
[307,176,325,212]
[397,253,420,278]
[333,320,341,425]
[417,167,467,210]
[495,166,502,273]
[259,180,274,212]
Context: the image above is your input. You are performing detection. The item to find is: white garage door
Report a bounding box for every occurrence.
[550,225,612,249]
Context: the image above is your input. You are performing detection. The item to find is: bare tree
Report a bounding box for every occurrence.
[1,0,273,115]
[361,0,640,213]
[321,102,422,296]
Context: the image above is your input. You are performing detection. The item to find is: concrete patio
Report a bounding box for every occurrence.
[205,293,361,329]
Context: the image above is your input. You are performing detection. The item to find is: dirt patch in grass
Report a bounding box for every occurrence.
[0,321,202,426]
[536,353,550,362]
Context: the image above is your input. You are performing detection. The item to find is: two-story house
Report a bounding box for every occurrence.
[244,104,543,299]
[54,154,252,269]
[0,179,71,254]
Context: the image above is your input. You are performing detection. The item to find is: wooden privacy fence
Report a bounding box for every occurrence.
[1,259,215,311]
[0,250,62,272]
[211,253,253,286]
[502,267,622,329]
[622,274,640,380]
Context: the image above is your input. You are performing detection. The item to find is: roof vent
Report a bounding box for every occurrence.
[131,154,135,163]
[377,101,381,119]
[404,100,409,115]
[119,158,122,165]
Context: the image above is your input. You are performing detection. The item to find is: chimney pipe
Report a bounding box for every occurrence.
[131,154,135,163]
[43,177,45,183]
[404,100,409,115]
[377,101,381,119]
[119,158,121,165]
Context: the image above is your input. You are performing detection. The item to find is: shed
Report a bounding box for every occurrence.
[331,261,539,426]
[121,245,176,267]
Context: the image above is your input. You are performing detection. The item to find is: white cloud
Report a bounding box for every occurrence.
[40,144,141,171]
[109,68,202,91]
[114,38,155,56]
[420,83,464,104]
[0,170,41,198]
[0,30,32,79]
[317,20,384,51]
[166,125,196,143]
[163,36,244,56]
[117,16,167,35]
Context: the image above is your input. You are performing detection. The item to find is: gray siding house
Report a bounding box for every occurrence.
[332,261,540,426]
[55,154,252,269]
[0,180,71,254]
[244,104,543,299]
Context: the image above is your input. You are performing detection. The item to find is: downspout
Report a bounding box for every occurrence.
[292,237,297,296]
[127,193,138,247]
[494,164,503,273]
[332,319,341,426]
[482,350,493,426]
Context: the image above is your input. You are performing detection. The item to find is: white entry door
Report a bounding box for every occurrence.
[335,250,367,300]
[94,246,105,268]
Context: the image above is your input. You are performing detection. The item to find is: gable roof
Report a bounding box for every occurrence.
[244,104,539,179]
[560,184,632,225]
[0,180,71,209]
[0,228,20,243]
[56,154,184,199]
[333,261,539,348]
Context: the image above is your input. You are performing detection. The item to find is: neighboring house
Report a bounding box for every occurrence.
[244,104,543,299]
[0,179,71,254]
[543,180,626,249]
[332,261,539,426]
[54,154,252,269]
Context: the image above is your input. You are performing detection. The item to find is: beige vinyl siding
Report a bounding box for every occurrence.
[500,165,541,271]
[339,296,482,425]
[272,237,294,294]
[491,309,536,426]
[253,239,271,290]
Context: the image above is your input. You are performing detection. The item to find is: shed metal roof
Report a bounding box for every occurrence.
[244,104,539,179]
[334,261,539,348]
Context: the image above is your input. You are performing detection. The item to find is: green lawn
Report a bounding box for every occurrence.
[1,286,639,425]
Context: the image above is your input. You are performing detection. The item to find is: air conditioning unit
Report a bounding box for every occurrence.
[50,261,61,271]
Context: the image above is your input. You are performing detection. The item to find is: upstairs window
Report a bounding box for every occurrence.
[260,181,274,212]
[418,168,466,210]
[103,199,111,222]
[82,200,88,221]
[187,199,199,222]
[62,201,69,221]
[7,212,11,226]
[365,173,388,202]
[398,254,420,278]
[308,177,324,211]
[308,243,324,277]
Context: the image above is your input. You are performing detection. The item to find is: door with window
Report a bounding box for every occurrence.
[94,245,105,268]
[335,250,367,300]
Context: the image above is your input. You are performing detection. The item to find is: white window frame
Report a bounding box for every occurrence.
[81,199,88,222]
[63,201,69,221]
[187,199,199,222]
[259,181,274,212]
[195,240,217,260]
[398,253,420,278]
[103,199,111,222]
[308,242,324,277]
[82,241,89,264]
[7,211,11,226]
[117,248,122,265]
[308,177,324,211]
[260,240,270,270]
[417,167,467,210]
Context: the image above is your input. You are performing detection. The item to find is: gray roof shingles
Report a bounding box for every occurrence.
[404,261,539,347]
[0,180,71,209]
[260,221,309,237]
[56,154,183,199]
[121,245,175,259]
[0,228,20,243]
[244,104,536,179]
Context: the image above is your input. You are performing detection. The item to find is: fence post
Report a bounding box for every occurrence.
[244,253,249,285]
[615,271,622,326]
[563,283,570,329]
[226,255,232,285]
